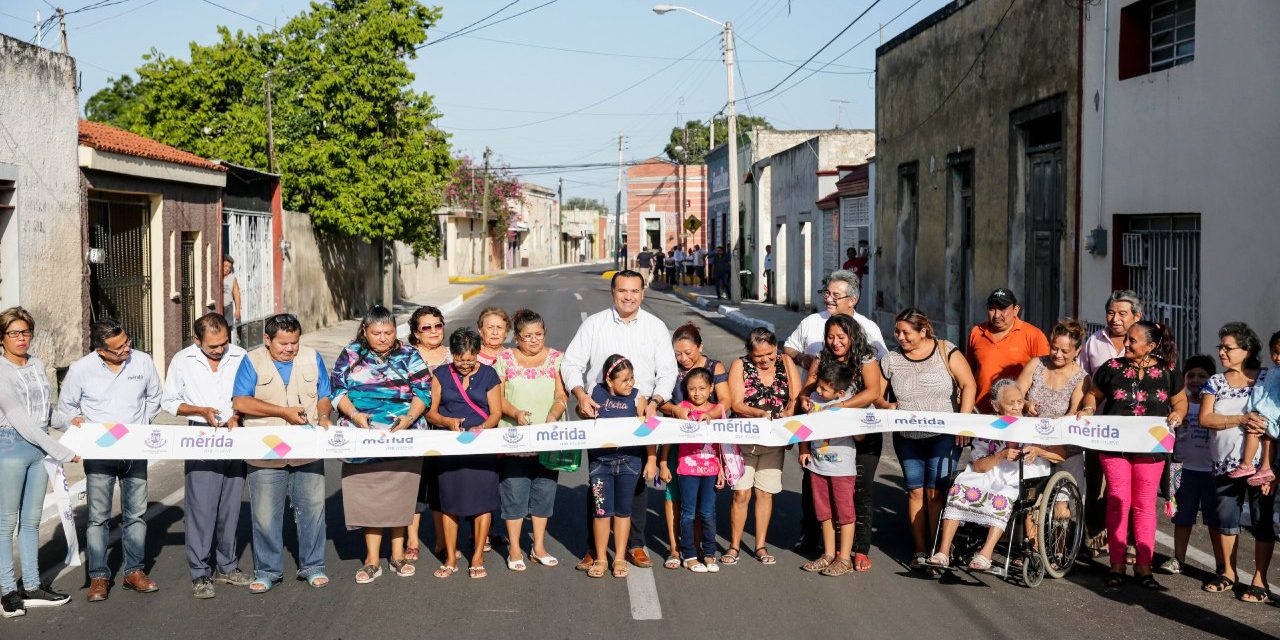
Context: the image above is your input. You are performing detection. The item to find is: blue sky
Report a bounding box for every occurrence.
[1,0,949,204]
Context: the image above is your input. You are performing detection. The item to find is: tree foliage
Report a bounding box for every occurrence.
[83,0,454,256]
[444,155,523,237]
[664,115,771,165]
[562,196,609,214]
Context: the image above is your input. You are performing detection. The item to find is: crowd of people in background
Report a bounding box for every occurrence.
[1,264,1278,619]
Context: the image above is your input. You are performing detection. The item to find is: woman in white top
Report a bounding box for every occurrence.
[221,256,241,329]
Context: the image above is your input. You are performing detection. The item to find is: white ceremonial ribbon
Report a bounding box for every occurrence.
[58,409,1177,461]
[41,458,81,567]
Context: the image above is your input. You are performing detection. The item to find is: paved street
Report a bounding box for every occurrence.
[11,265,1279,639]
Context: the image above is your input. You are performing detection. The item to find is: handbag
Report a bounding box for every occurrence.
[719,443,745,486]
[449,365,490,422]
[935,339,964,412]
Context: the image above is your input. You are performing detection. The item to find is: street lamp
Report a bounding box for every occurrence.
[653,4,741,303]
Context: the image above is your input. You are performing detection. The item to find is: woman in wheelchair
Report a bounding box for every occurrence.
[926,379,1069,571]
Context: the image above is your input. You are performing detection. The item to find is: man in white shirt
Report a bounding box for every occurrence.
[561,269,679,570]
[763,244,775,302]
[671,246,687,286]
[691,244,707,286]
[1079,289,1144,375]
[162,313,251,599]
[783,270,888,373]
[61,319,163,602]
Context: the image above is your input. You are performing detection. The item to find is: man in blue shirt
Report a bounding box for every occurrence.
[60,319,162,602]
[231,313,332,592]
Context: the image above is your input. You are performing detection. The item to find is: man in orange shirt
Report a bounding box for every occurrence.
[967,288,1050,413]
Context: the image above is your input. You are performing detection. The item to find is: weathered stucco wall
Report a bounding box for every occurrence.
[0,35,84,370]
[874,0,1079,341]
[282,210,383,333]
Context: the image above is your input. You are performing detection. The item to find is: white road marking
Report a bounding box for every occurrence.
[548,274,559,280]
[42,485,187,585]
[516,289,529,293]
[573,293,582,301]
[626,566,663,620]
[580,312,588,323]
[1153,529,1280,598]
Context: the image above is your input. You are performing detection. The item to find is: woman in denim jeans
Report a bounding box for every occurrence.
[586,355,656,579]
[0,307,78,617]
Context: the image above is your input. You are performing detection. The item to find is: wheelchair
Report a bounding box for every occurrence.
[929,446,1085,587]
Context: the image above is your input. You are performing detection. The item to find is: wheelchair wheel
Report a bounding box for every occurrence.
[1036,470,1084,579]
[1022,551,1045,587]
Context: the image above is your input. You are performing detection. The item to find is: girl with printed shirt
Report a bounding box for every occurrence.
[798,359,862,577]
[586,355,657,579]
[659,368,726,573]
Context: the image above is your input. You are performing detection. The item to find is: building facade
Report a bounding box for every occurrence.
[219,162,282,347]
[767,131,875,311]
[624,157,707,259]
[1078,0,1280,358]
[79,120,227,377]
[874,0,1081,343]
[0,35,85,372]
[505,182,559,269]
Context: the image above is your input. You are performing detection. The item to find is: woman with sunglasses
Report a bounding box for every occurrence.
[494,309,569,571]
[406,306,450,563]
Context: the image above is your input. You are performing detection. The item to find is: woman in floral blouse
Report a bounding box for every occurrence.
[494,309,568,571]
[1080,320,1187,590]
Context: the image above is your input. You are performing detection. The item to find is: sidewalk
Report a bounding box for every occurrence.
[667,281,809,342]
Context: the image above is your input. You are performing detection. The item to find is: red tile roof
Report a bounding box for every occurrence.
[78,120,225,172]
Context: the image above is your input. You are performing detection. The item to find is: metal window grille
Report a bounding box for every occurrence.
[180,234,196,345]
[88,196,152,353]
[1124,215,1200,360]
[224,208,274,348]
[1151,0,1195,72]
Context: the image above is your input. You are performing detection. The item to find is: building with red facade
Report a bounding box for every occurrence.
[624,157,706,260]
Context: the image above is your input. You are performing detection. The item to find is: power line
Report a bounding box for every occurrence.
[420,0,560,50]
[198,0,273,27]
[438,33,717,132]
[454,33,872,69]
[734,34,873,75]
[750,0,925,109]
[436,102,681,117]
[737,0,883,104]
[74,0,162,30]
[423,0,520,47]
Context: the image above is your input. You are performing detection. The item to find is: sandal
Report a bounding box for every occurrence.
[923,552,950,569]
[1125,548,1136,566]
[1239,584,1271,603]
[587,559,607,579]
[249,578,276,594]
[612,559,629,578]
[755,547,777,565]
[1103,572,1126,588]
[433,565,458,579]
[1248,468,1276,487]
[529,553,559,567]
[664,555,681,570]
[704,558,720,573]
[684,558,708,573]
[355,564,382,584]
[305,572,329,589]
[968,554,993,572]
[821,557,852,577]
[721,548,740,565]
[1202,574,1236,593]
[1137,573,1165,591]
[802,554,834,573]
[405,546,420,563]
[853,553,872,572]
[389,558,415,577]
[507,556,527,572]
[468,565,488,579]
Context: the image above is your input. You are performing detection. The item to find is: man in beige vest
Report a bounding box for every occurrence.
[231,314,333,592]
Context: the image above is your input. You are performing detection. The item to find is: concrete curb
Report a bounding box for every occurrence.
[668,285,776,337]
[396,285,486,339]
[449,273,504,284]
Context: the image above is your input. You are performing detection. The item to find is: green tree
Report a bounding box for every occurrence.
[563,196,609,214]
[83,0,454,256]
[664,115,771,164]
[83,75,140,128]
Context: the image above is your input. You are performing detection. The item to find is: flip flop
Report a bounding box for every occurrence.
[612,560,629,578]
[853,553,872,572]
[587,560,607,579]
[1202,574,1235,593]
[468,565,488,579]
[404,547,420,563]
[664,555,681,570]
[755,547,777,565]
[433,565,458,579]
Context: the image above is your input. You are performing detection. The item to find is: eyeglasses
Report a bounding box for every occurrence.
[417,322,444,333]
[819,289,851,302]
[3,330,32,339]
[98,339,132,357]
[519,332,545,341]
[1217,344,1243,353]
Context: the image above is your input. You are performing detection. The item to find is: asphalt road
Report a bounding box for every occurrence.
[11,264,1279,639]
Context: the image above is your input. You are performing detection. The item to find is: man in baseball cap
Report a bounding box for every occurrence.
[966,288,1049,412]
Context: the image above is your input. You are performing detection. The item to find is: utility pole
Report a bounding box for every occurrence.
[615,133,623,271]
[481,147,492,275]
[725,21,741,303]
[34,11,41,47]
[557,177,564,265]
[264,71,277,174]
[57,8,67,54]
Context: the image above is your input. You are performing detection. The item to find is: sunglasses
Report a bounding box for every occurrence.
[417,322,444,333]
